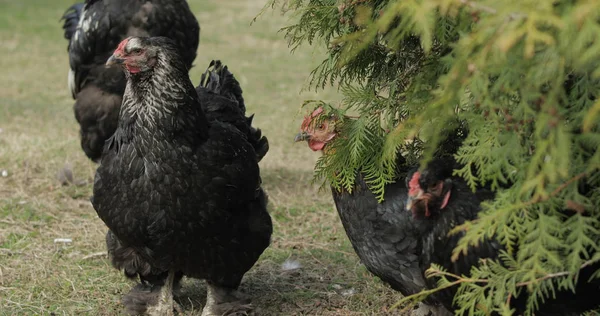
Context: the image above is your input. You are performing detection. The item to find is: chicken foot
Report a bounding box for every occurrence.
[201,283,253,316]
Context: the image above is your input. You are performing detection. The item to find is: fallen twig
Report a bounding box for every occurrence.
[81,251,107,260]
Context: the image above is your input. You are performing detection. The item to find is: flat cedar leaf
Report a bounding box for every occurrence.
[496,27,526,53]
[572,0,600,24]
[554,125,571,179]
[401,0,436,52]
[583,99,600,132]
[437,0,461,17]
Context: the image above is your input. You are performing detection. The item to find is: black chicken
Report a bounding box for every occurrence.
[406,158,499,311]
[406,159,600,315]
[60,0,200,162]
[92,37,272,316]
[294,106,453,316]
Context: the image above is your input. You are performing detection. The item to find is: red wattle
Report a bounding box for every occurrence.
[308,140,325,151]
[126,64,141,73]
[440,191,451,209]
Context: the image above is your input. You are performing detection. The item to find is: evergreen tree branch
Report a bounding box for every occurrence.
[396,258,599,312]
[458,0,497,14]
[451,171,588,243]
[266,0,600,312]
[515,258,597,288]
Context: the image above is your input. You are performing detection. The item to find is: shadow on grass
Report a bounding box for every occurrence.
[175,251,379,316]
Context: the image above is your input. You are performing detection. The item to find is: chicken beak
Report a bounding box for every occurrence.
[106,54,125,67]
[294,131,310,142]
[405,196,415,211]
[405,191,423,211]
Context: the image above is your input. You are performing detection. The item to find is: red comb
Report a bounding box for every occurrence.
[115,38,130,54]
[408,172,421,196]
[311,106,324,117]
[300,115,311,131]
[300,106,325,131]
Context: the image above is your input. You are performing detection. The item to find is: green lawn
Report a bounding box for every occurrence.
[0,1,404,315]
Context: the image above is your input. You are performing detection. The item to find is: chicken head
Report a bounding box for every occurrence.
[294,106,338,151]
[405,164,454,218]
[107,37,158,74]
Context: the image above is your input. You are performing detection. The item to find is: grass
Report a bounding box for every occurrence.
[0,0,404,315]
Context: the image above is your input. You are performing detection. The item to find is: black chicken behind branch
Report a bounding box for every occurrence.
[92,36,272,316]
[61,0,200,162]
[407,159,600,315]
[295,106,453,316]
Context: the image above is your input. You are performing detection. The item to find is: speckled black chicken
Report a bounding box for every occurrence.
[60,0,200,162]
[92,37,272,316]
[406,158,600,315]
[294,106,453,316]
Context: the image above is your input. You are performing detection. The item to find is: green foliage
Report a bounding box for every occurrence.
[303,101,398,200]
[264,0,600,314]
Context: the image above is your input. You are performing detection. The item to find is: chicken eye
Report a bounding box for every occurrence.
[318,123,325,130]
[428,181,446,195]
[427,182,439,192]
[130,48,142,55]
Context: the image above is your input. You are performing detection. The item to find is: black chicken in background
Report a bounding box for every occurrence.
[295,106,461,316]
[92,36,272,316]
[406,159,600,315]
[60,0,200,162]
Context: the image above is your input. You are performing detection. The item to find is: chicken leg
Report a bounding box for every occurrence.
[201,282,253,316]
[146,270,181,316]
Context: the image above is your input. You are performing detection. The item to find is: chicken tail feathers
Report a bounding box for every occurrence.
[199,60,221,94]
[60,3,84,42]
[247,116,269,162]
[200,60,246,114]
[199,60,268,161]
[216,62,246,114]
